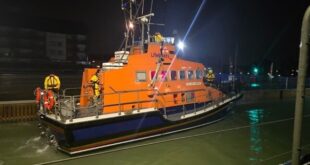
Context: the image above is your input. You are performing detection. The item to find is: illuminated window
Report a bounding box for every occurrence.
[136,71,146,82]
[160,71,168,81]
[150,71,156,80]
[186,92,195,102]
[196,69,203,79]
[187,70,194,80]
[170,70,177,80]
[180,70,186,80]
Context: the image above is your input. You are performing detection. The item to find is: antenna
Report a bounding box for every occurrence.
[148,0,154,43]
[138,13,154,50]
[120,0,156,53]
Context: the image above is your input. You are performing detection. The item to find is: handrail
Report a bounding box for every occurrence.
[156,88,207,96]
[106,87,153,95]
[50,86,229,122]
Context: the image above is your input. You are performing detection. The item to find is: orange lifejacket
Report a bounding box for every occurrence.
[35,87,42,104]
[43,90,55,110]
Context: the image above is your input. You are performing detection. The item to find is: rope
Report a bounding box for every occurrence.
[34,114,310,165]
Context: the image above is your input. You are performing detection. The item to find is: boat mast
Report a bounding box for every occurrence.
[147,0,153,43]
[121,0,154,52]
[129,1,134,45]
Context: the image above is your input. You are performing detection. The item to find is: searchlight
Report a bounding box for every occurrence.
[177,41,185,50]
[129,21,134,29]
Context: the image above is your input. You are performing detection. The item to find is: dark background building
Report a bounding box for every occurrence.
[0,13,88,73]
[0,17,87,62]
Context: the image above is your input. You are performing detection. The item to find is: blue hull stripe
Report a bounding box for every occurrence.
[72,116,165,141]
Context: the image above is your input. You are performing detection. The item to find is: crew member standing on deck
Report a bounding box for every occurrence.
[43,74,61,111]
[206,68,215,83]
[154,32,164,43]
[90,69,100,103]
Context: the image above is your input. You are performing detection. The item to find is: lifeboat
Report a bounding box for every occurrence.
[36,0,242,155]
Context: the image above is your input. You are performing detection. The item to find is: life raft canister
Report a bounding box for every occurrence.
[43,90,55,110]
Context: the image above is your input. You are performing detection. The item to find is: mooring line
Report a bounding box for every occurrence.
[34,115,310,165]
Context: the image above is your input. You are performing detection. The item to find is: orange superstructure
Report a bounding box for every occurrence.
[79,42,223,114]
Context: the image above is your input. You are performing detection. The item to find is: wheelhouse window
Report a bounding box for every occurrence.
[136,71,146,82]
[179,70,186,80]
[187,70,194,80]
[170,70,177,80]
[196,69,203,79]
[150,71,156,80]
[186,92,195,102]
[160,71,168,81]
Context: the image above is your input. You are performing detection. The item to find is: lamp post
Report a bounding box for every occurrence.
[291,5,310,165]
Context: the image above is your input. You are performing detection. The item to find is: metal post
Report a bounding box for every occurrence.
[129,1,134,45]
[233,43,238,93]
[285,77,289,89]
[141,22,144,52]
[194,95,196,114]
[70,96,74,122]
[182,94,186,115]
[57,95,61,119]
[118,93,122,115]
[292,5,310,165]
[164,105,167,119]
[137,91,140,112]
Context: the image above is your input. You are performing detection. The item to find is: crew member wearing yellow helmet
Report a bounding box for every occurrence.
[154,32,164,43]
[206,68,215,83]
[43,74,61,111]
[44,74,61,92]
[90,69,101,102]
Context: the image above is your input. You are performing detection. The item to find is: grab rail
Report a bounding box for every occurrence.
[45,87,231,122]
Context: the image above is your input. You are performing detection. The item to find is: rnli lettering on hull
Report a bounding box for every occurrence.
[186,82,202,86]
[151,53,172,60]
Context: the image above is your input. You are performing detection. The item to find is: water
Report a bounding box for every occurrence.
[0,98,309,165]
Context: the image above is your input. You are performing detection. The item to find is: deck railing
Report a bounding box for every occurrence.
[44,88,233,122]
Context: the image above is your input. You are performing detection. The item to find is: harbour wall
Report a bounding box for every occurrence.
[0,89,309,122]
[238,88,310,105]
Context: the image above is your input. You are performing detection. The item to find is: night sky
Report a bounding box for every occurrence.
[0,0,309,74]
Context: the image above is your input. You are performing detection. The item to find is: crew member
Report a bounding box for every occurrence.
[154,32,164,43]
[43,74,60,112]
[90,69,101,102]
[44,74,61,92]
[206,68,215,83]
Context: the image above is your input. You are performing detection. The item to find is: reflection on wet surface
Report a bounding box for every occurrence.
[248,109,264,162]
